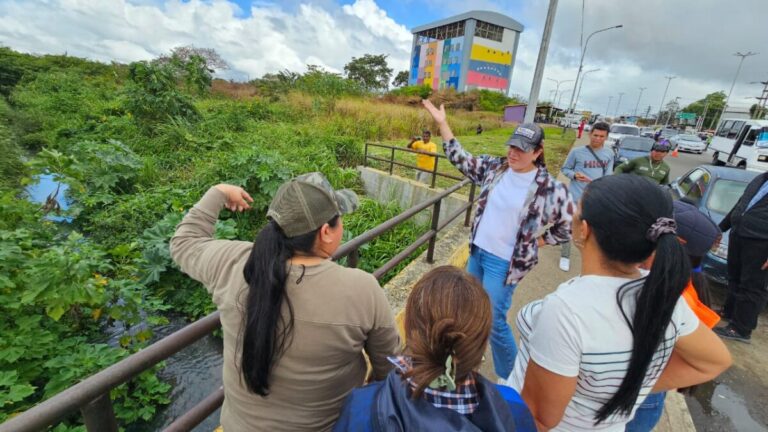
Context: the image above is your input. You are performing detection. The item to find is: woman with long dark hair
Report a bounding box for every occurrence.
[333,266,535,431]
[506,174,731,431]
[421,100,573,382]
[170,173,399,431]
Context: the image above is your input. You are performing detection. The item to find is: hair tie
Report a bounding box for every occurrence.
[428,354,457,391]
[646,217,677,242]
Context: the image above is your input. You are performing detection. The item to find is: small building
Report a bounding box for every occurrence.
[504,104,561,123]
[504,104,527,123]
[409,10,524,94]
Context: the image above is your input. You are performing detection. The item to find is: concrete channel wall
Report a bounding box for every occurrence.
[357,166,471,227]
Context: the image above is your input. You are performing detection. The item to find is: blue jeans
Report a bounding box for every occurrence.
[467,246,518,379]
[625,392,666,432]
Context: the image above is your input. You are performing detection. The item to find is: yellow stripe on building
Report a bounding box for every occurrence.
[470,43,512,65]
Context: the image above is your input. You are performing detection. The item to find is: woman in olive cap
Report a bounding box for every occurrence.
[170,173,399,432]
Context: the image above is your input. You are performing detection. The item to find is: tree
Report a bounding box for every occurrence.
[392,70,409,88]
[682,91,726,129]
[343,54,393,92]
[750,103,766,119]
[155,45,229,73]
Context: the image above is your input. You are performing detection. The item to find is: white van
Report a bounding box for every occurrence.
[709,118,768,173]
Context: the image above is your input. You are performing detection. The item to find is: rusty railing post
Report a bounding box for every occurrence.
[364,142,368,167]
[389,147,395,175]
[347,248,359,268]
[426,200,441,263]
[465,183,476,227]
[81,394,118,432]
[430,155,439,188]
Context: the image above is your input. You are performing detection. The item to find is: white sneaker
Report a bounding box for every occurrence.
[559,257,570,272]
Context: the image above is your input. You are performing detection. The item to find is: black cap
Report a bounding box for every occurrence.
[506,123,544,152]
[672,200,721,257]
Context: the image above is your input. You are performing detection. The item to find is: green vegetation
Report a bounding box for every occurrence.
[0,46,540,428]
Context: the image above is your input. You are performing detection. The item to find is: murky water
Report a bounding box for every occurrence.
[686,376,768,432]
[120,318,225,432]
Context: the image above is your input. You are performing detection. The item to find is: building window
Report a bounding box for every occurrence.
[474,20,504,42]
[416,20,466,42]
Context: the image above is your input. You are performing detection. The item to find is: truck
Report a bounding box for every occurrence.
[709,118,768,173]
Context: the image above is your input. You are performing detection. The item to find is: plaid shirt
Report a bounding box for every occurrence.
[387,356,479,415]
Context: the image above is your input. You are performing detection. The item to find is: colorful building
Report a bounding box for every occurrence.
[409,10,524,94]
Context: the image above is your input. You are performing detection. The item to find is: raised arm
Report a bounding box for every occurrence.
[421,99,498,184]
[169,184,253,289]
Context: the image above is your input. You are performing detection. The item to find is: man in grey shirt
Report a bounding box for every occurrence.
[559,121,613,271]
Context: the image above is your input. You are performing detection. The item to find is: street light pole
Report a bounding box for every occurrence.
[573,68,600,112]
[524,0,560,124]
[633,87,647,116]
[547,77,574,120]
[724,52,758,111]
[557,88,573,109]
[605,95,613,116]
[614,92,625,117]
[566,24,623,115]
[654,75,676,126]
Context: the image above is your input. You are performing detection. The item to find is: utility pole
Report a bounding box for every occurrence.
[615,92,625,118]
[633,87,647,116]
[698,99,710,132]
[654,75,676,126]
[644,105,652,121]
[724,52,758,110]
[750,79,768,119]
[605,95,613,116]
[664,96,681,127]
[525,0,560,124]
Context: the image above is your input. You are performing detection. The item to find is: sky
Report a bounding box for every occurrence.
[1,0,767,116]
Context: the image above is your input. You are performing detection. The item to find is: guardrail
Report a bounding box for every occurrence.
[364,142,464,189]
[1,176,477,432]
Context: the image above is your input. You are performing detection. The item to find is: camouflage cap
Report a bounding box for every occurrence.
[267,172,359,238]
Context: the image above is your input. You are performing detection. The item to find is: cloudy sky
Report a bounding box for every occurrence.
[1,0,767,116]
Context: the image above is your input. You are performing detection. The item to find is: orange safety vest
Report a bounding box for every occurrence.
[681,280,720,329]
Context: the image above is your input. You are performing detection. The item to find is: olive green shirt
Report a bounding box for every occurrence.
[170,187,399,432]
[614,156,671,185]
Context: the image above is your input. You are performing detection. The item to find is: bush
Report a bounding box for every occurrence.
[389,84,432,99]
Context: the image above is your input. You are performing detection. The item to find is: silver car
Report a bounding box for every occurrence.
[670,134,706,154]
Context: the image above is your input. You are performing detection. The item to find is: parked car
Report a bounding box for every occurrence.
[667,165,759,284]
[640,127,655,138]
[670,134,706,153]
[657,127,679,141]
[613,136,655,165]
[606,124,640,148]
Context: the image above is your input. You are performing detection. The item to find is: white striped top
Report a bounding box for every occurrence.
[506,275,699,431]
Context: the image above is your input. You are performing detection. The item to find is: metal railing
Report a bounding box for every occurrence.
[0,176,477,432]
[364,142,465,189]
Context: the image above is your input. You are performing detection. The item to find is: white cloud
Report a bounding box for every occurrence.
[0,0,413,81]
[507,0,768,115]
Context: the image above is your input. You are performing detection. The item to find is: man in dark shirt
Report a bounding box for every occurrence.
[714,172,768,343]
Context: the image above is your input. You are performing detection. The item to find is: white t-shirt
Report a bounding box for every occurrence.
[473,168,537,260]
[507,275,700,432]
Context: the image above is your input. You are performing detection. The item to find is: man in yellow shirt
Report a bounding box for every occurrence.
[407,130,437,184]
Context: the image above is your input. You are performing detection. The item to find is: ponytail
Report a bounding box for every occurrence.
[240,217,338,396]
[595,233,690,422]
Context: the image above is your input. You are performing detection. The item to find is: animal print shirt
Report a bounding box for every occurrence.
[444,138,574,285]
